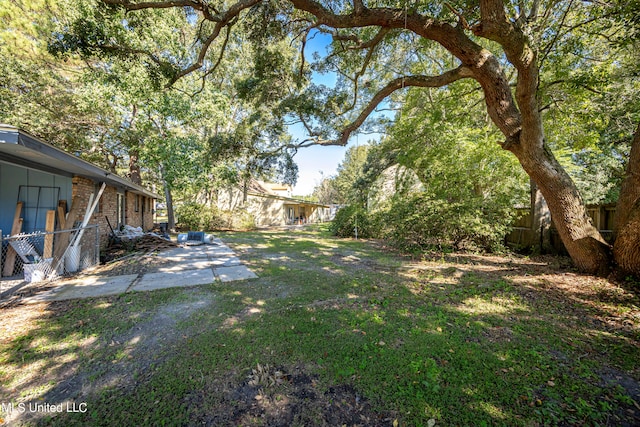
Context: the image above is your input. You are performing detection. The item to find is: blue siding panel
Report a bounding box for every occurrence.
[0,162,72,236]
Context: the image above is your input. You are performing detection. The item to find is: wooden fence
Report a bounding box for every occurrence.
[506,203,617,253]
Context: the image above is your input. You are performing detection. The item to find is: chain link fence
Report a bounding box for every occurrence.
[0,225,99,294]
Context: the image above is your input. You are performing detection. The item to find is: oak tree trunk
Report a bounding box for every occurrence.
[614,203,640,277]
[509,130,611,276]
[613,123,640,277]
[128,148,142,186]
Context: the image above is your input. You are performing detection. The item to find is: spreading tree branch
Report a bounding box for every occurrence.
[169,0,261,84]
[100,0,523,144]
[193,22,233,95]
[291,0,523,141]
[338,27,391,111]
[336,65,474,145]
[103,0,217,21]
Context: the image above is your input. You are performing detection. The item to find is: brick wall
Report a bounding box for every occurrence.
[126,192,139,228]
[143,196,154,230]
[71,177,116,245]
[71,176,155,245]
[125,192,154,230]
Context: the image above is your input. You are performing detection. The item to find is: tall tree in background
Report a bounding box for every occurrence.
[333,144,370,204]
[1,0,301,230]
[383,79,528,211]
[0,0,109,151]
[312,173,340,205]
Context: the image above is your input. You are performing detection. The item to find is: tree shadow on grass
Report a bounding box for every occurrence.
[222,231,640,425]
[0,287,216,426]
[393,256,640,425]
[3,230,640,426]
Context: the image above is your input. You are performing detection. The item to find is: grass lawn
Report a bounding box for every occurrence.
[1,224,640,426]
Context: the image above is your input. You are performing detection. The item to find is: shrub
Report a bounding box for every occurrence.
[380,193,514,253]
[330,204,378,238]
[230,208,256,231]
[176,202,256,231]
[175,202,227,231]
[330,195,515,254]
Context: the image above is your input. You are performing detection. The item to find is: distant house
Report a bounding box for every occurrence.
[0,124,158,244]
[217,180,330,227]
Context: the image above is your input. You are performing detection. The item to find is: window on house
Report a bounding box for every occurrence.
[134,195,140,212]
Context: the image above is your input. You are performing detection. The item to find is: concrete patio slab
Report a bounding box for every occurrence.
[25,274,138,303]
[159,247,210,260]
[158,244,236,261]
[209,256,242,267]
[156,260,213,272]
[9,238,259,303]
[214,265,258,282]
[205,247,236,257]
[131,269,215,292]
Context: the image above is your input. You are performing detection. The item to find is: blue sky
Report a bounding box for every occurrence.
[290,130,365,196]
[289,31,373,195]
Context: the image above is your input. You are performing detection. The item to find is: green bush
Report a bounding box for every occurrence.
[330,204,378,238]
[330,195,515,254]
[380,193,514,253]
[175,202,226,231]
[230,208,256,231]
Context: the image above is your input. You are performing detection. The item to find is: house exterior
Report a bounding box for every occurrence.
[0,124,158,244]
[217,180,330,227]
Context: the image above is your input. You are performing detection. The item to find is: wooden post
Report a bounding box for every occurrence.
[53,201,67,262]
[43,210,56,258]
[57,200,67,223]
[57,203,67,230]
[52,197,82,271]
[2,202,24,277]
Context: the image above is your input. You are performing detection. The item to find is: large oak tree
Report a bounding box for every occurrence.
[57,0,639,276]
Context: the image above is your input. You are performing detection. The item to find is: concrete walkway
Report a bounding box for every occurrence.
[23,238,257,303]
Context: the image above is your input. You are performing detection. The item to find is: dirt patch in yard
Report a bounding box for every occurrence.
[91,252,170,276]
[186,364,396,426]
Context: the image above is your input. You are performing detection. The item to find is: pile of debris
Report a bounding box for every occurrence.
[102,225,176,264]
[115,224,146,240]
[113,224,172,242]
[125,233,176,251]
[110,229,175,250]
